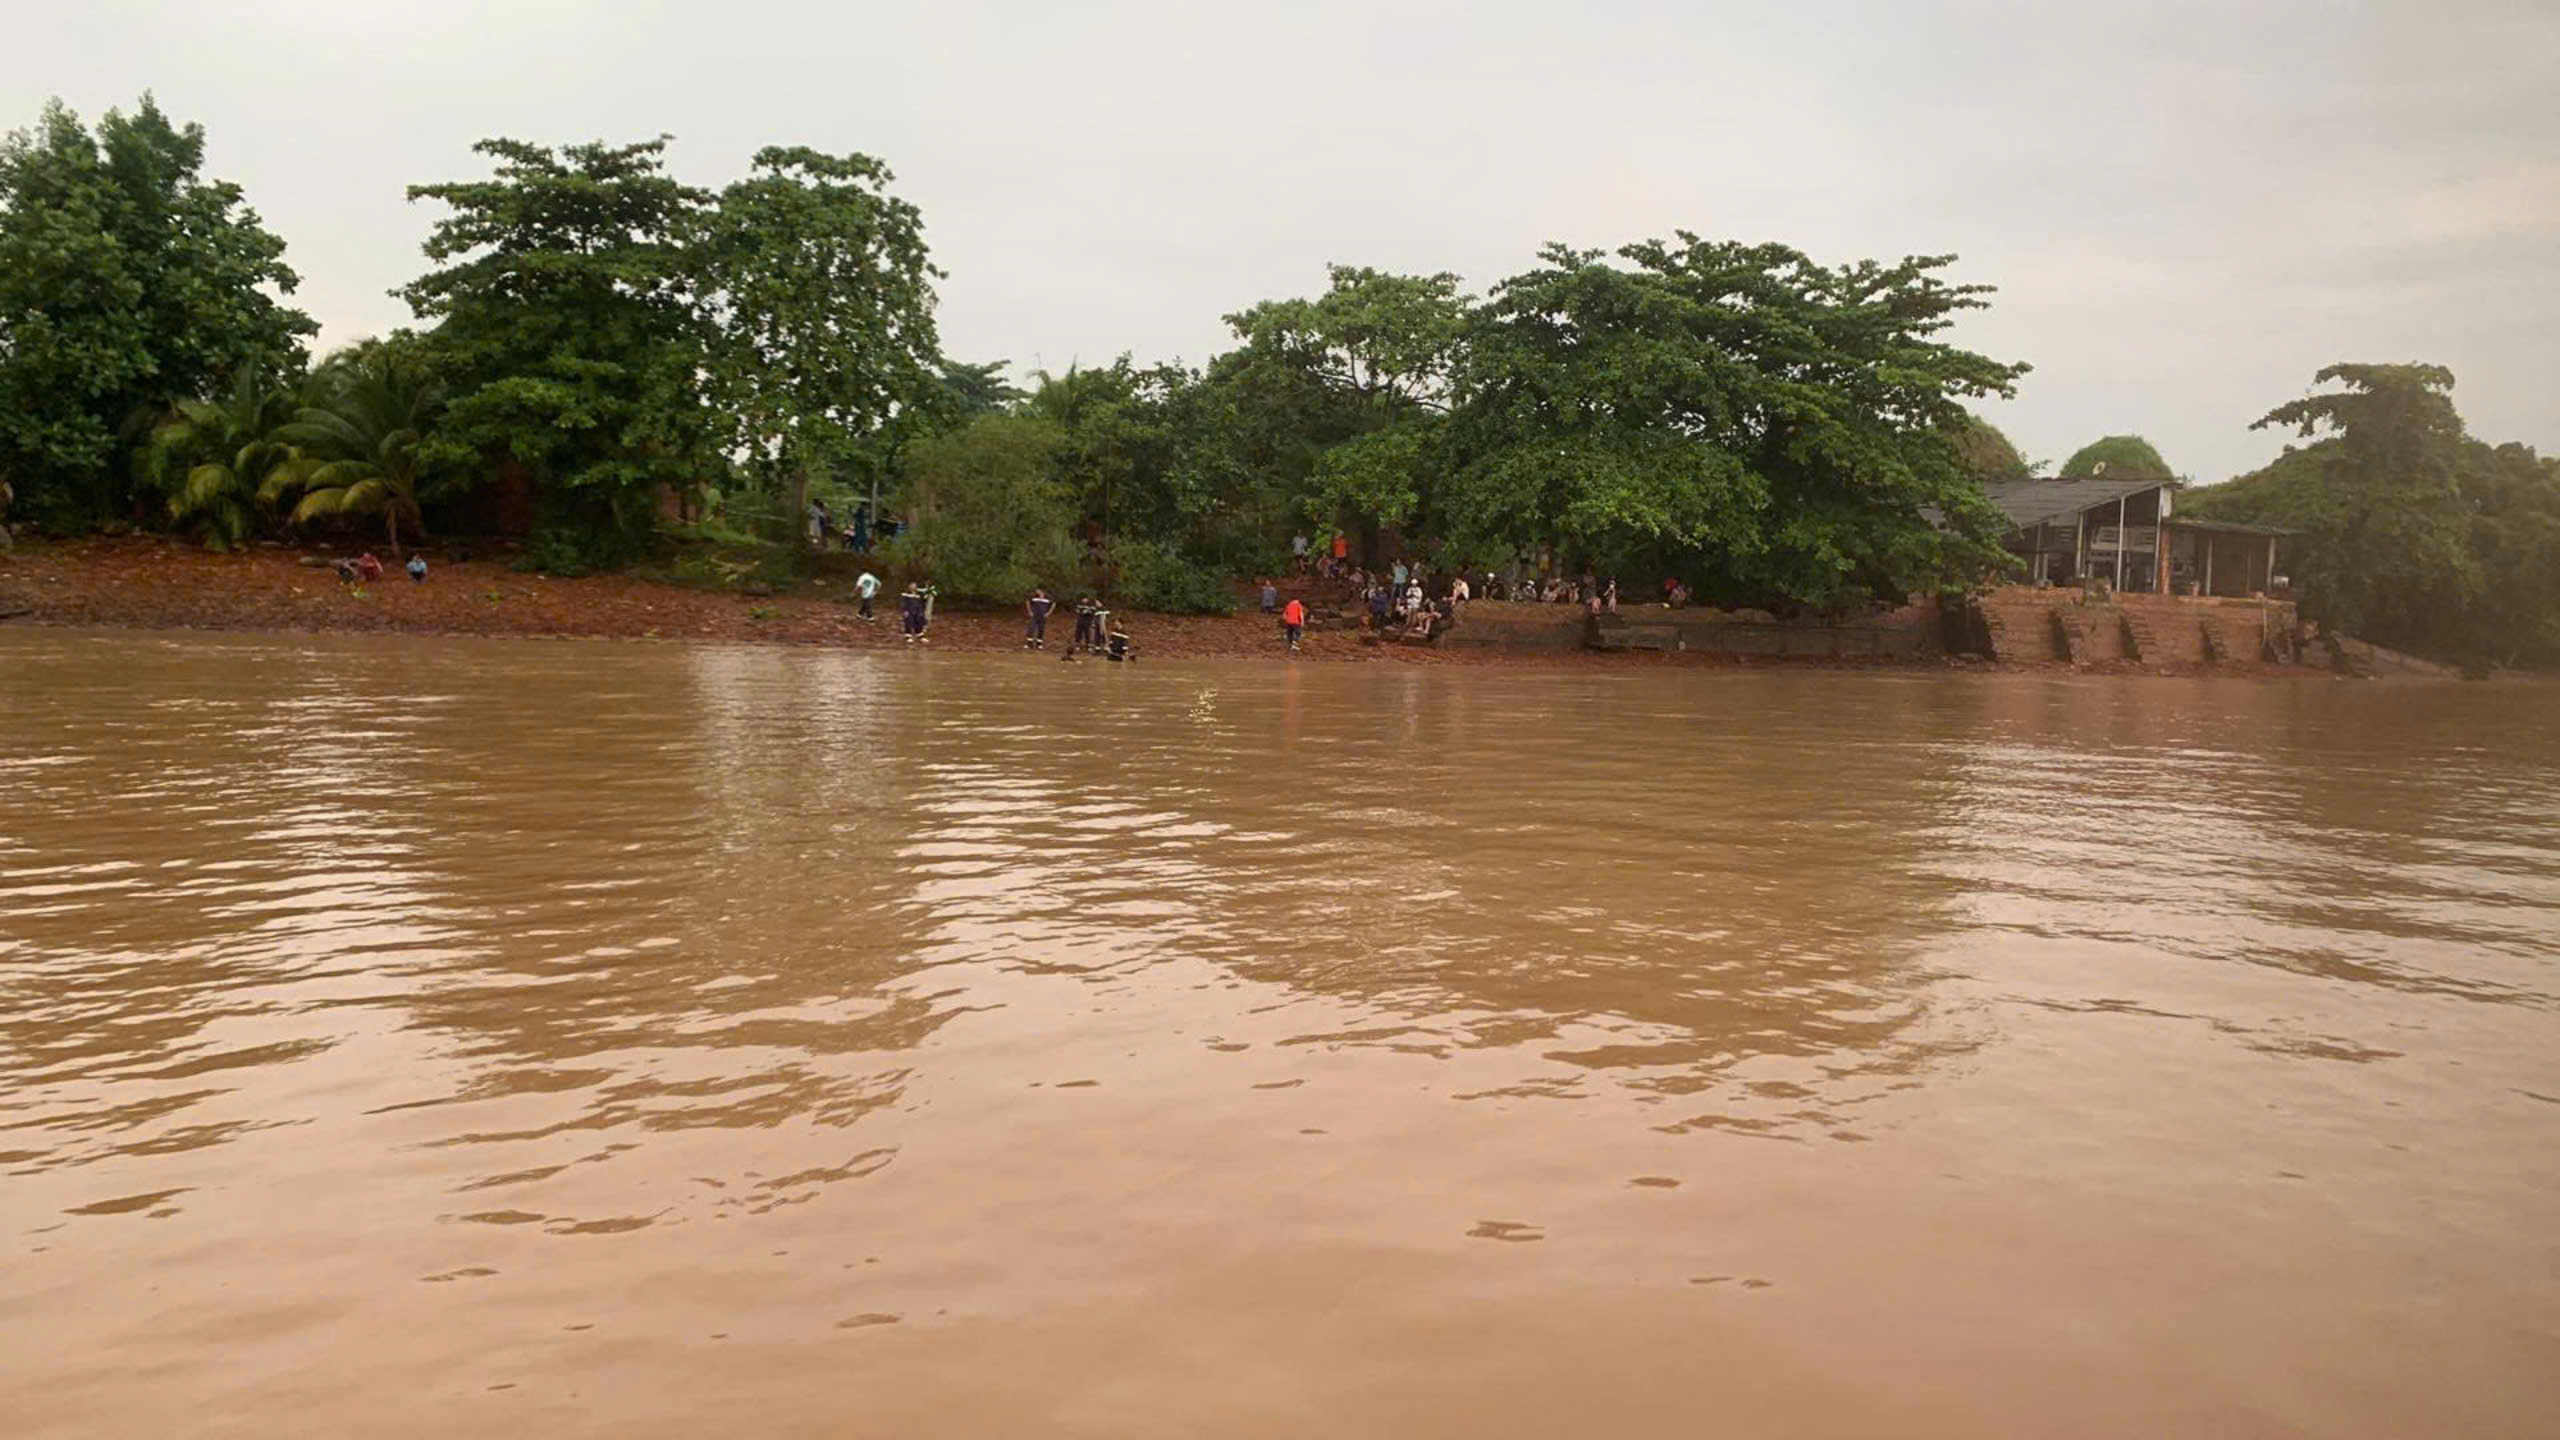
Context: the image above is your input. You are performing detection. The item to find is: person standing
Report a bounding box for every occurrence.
[855,569,880,621]
[1282,595,1305,653]
[1259,579,1280,614]
[1025,586,1054,649]
[1291,533,1310,572]
[1073,595,1099,651]
[899,581,928,644]
[1392,558,1409,592]
[1368,583,1392,632]
[1331,532,1349,565]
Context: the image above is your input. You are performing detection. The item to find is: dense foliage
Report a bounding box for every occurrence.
[2059,434,2174,479]
[400,136,713,558]
[12,96,2550,661]
[695,146,942,542]
[878,412,1080,604]
[2184,364,2560,666]
[0,96,313,531]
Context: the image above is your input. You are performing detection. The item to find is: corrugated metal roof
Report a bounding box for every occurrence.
[1982,475,2170,530]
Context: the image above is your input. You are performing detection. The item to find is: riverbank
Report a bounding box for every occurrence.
[0,535,2341,677]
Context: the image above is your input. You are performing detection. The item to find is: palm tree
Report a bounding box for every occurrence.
[263,342,442,559]
[135,369,300,549]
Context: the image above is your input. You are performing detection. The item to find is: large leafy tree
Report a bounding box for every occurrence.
[1223,266,1471,557]
[400,136,711,549]
[0,95,313,530]
[263,338,446,558]
[1026,357,1191,555]
[2187,364,2560,664]
[693,147,943,547]
[2188,364,2474,644]
[1447,236,2026,609]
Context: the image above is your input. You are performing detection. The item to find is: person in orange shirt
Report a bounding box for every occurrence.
[1281,595,1306,653]
[1330,532,1348,563]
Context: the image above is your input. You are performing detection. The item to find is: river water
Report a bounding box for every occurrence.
[2,629,2555,1437]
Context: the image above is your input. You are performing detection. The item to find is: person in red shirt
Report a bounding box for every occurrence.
[1330,532,1348,562]
[1281,596,1306,653]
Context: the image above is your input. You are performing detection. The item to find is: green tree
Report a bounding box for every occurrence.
[0,95,313,530]
[1954,416,2032,484]
[1027,358,1186,555]
[2060,434,2174,479]
[1226,266,1471,555]
[262,338,445,558]
[132,366,300,549]
[694,146,943,553]
[2186,364,2475,647]
[2458,441,2560,667]
[400,136,711,553]
[882,412,1081,603]
[935,358,1028,420]
[1447,236,2026,609]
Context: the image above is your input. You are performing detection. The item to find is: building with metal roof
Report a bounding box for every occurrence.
[1983,476,2290,597]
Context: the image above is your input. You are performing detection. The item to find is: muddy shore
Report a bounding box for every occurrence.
[1,535,2335,676]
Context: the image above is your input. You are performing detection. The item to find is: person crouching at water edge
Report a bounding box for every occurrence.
[1281,595,1305,653]
[899,581,929,644]
[1024,587,1054,649]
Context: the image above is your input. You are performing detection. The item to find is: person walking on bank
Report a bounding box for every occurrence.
[1282,595,1306,654]
[899,581,928,645]
[1025,586,1054,649]
[855,569,880,622]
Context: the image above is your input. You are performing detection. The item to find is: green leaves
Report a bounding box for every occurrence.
[693,145,943,505]
[261,338,444,557]
[1451,235,2024,608]
[2190,364,2560,663]
[0,94,312,530]
[882,413,1080,604]
[400,136,712,534]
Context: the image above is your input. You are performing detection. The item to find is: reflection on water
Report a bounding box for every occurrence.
[3,630,2556,1437]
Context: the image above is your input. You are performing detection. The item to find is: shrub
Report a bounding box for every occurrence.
[1111,538,1236,615]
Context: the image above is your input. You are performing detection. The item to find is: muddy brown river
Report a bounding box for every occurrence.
[3,629,2555,1437]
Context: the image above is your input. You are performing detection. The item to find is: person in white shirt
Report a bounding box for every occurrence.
[854,571,880,622]
[1451,576,1471,604]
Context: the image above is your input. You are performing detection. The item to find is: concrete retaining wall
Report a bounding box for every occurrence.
[1973,586,2296,666]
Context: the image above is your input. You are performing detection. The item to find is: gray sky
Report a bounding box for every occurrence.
[8,0,2554,482]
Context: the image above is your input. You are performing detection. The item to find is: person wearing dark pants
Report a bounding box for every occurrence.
[1024,587,1054,649]
[899,582,928,644]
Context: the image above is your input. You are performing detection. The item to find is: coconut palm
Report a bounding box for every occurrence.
[134,368,300,549]
[263,342,442,559]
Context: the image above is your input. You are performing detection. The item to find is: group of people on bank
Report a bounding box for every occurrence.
[844,571,1133,659]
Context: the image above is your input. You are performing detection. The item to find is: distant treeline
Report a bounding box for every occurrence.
[1,95,2552,661]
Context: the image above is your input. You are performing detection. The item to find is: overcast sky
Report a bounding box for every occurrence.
[7,0,2553,482]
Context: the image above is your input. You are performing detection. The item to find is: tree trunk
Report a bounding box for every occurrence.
[385,506,403,561]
